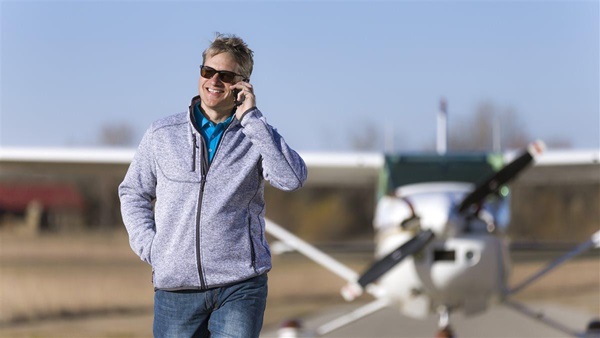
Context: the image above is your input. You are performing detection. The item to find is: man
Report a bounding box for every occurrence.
[119,33,307,338]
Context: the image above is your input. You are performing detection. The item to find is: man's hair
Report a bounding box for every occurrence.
[202,33,254,79]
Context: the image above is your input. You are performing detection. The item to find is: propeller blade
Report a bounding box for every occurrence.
[458,141,545,213]
[357,229,434,288]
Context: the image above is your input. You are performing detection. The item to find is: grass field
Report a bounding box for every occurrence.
[0,230,598,337]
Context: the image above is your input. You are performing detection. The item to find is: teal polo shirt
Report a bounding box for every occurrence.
[193,103,234,164]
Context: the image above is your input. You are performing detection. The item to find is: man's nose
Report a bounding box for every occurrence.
[209,73,222,83]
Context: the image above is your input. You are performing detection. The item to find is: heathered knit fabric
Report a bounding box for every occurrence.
[119,96,307,290]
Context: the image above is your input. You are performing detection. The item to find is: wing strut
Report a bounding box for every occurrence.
[504,300,582,337]
[316,298,391,336]
[507,230,600,296]
[265,219,359,284]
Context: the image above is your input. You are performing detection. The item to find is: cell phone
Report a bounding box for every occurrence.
[233,79,250,107]
[233,89,244,107]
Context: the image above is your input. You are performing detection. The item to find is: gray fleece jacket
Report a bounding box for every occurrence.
[119,96,307,290]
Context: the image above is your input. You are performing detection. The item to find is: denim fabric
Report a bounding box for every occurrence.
[153,275,268,338]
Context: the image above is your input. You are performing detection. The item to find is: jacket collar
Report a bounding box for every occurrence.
[187,95,239,130]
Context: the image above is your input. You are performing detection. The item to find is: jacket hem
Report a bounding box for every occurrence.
[153,272,269,292]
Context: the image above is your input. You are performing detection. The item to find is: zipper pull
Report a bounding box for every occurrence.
[200,176,206,192]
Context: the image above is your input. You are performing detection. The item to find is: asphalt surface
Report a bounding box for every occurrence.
[262,301,597,338]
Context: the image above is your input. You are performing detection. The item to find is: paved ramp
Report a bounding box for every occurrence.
[262,302,595,338]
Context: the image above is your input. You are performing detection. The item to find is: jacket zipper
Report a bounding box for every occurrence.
[196,180,207,289]
[193,114,243,289]
[195,134,207,290]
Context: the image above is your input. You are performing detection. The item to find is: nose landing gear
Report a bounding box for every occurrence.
[436,306,455,338]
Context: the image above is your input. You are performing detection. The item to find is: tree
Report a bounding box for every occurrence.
[449,101,494,151]
[98,122,135,147]
[447,101,575,152]
[347,121,382,151]
[448,101,532,152]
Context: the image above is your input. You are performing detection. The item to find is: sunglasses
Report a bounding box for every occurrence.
[200,65,247,84]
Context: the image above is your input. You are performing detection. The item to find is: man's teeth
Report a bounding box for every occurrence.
[207,88,223,93]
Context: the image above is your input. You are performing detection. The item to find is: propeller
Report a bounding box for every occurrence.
[342,197,434,301]
[357,229,435,288]
[342,229,434,301]
[342,141,544,302]
[458,141,545,214]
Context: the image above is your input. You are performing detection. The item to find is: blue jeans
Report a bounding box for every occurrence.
[153,274,268,338]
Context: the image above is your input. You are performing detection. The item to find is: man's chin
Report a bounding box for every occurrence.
[201,100,235,113]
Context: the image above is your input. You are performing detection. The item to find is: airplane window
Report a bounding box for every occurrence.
[434,250,455,262]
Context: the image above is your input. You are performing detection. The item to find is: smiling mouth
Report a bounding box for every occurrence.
[207,88,224,94]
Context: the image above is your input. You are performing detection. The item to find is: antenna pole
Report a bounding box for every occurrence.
[437,97,448,155]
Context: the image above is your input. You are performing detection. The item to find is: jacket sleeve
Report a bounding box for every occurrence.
[118,126,157,264]
[239,108,307,191]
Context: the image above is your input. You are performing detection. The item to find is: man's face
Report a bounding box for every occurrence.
[198,52,241,113]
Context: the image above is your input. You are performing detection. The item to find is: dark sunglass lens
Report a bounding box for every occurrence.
[200,66,216,79]
[201,66,241,83]
[219,72,236,83]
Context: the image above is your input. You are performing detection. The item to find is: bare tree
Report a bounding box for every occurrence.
[347,121,382,151]
[498,107,530,150]
[449,101,495,151]
[448,101,533,152]
[98,122,135,147]
[349,101,573,153]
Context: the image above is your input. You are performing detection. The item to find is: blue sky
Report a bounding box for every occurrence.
[1,0,598,152]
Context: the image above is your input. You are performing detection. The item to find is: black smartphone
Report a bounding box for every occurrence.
[233,79,249,107]
[233,89,244,107]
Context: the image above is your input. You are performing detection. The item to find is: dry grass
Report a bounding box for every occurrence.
[0,230,598,338]
[0,231,153,325]
[507,256,600,315]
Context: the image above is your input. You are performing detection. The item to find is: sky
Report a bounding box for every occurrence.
[1,0,598,152]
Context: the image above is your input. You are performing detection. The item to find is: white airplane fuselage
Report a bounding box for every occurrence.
[373,182,512,319]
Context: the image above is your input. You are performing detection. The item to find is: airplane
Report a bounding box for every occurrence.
[265,142,600,338]
[261,102,600,337]
[1,104,599,338]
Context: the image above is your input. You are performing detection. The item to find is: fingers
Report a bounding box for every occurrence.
[232,82,256,119]
[232,82,254,97]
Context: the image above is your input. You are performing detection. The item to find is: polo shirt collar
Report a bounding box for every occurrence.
[195,102,234,129]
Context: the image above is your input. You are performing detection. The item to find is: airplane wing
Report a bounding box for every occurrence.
[1,146,597,184]
[0,147,135,164]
